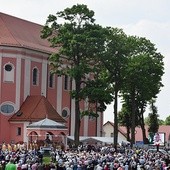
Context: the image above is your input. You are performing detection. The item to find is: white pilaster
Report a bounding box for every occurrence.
[83,99,88,136]
[0,54,2,103]
[97,111,101,136]
[24,59,31,100]
[41,60,47,97]
[23,122,29,143]
[56,76,62,114]
[15,56,21,111]
[70,80,75,136]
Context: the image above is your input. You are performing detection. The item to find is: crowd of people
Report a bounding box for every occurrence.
[0,142,170,170]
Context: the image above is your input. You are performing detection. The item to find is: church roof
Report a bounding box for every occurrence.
[9,95,66,123]
[103,121,170,142]
[0,12,56,54]
[27,118,67,129]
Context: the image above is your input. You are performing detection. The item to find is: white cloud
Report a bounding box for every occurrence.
[120,20,170,52]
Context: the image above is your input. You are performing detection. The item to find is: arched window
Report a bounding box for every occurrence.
[32,67,38,85]
[3,63,14,82]
[64,75,70,90]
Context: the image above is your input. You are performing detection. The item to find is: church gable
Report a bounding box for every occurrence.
[9,95,66,123]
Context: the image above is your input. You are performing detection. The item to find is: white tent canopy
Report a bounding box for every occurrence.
[27,118,67,129]
[67,136,130,144]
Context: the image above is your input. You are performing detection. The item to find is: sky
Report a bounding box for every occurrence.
[1,0,170,123]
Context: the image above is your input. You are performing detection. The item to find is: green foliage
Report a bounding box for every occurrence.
[164,115,170,125]
[80,110,99,118]
[41,3,164,148]
[100,27,130,84]
[122,36,164,96]
[98,27,131,150]
[145,117,164,125]
[158,119,165,125]
[120,36,164,144]
[41,3,107,100]
[144,116,149,125]
[41,4,112,147]
[118,105,131,127]
[147,100,159,133]
[81,76,113,112]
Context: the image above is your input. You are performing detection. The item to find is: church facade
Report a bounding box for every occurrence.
[0,13,103,145]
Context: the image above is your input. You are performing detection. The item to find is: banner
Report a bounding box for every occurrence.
[148,132,165,146]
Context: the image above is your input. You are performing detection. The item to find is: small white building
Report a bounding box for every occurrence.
[103,121,127,143]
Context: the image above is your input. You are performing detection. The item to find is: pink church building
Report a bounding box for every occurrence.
[0,13,103,145]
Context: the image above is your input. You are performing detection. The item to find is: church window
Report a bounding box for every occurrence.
[17,127,21,136]
[62,108,69,118]
[0,103,14,115]
[64,75,70,90]
[3,63,14,82]
[5,64,12,71]
[49,73,54,88]
[32,67,38,85]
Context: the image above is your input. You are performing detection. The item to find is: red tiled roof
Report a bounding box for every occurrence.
[103,121,114,127]
[9,95,66,123]
[0,12,56,53]
[104,121,170,142]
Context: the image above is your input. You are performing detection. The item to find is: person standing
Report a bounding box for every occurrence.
[154,133,162,152]
[5,158,16,170]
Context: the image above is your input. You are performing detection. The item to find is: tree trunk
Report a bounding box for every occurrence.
[74,99,80,148]
[126,126,131,142]
[74,80,81,148]
[113,87,118,152]
[131,92,136,147]
[140,113,148,144]
[141,123,148,144]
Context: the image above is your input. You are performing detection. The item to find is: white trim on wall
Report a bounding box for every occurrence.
[0,55,2,104]
[1,49,49,64]
[97,111,101,136]
[0,46,49,60]
[41,60,48,97]
[24,59,31,100]
[83,99,88,136]
[56,76,62,115]
[15,56,21,111]
[70,80,75,136]
[23,122,30,143]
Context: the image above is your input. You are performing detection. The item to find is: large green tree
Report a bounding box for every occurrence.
[41,4,107,147]
[121,36,164,145]
[99,27,130,151]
